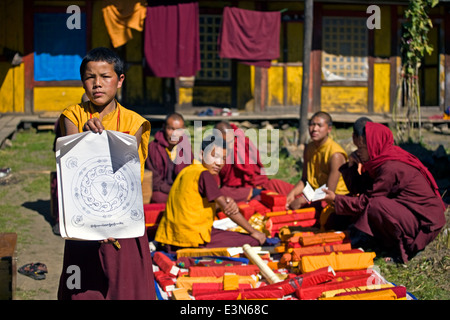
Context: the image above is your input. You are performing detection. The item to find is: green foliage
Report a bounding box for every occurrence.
[401,0,437,78]
[394,0,438,143]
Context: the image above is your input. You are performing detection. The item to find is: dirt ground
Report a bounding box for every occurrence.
[7,124,450,300]
[12,187,65,300]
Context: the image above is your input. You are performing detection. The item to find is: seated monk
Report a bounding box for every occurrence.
[155,135,267,253]
[323,117,446,263]
[145,112,193,203]
[214,121,294,203]
[286,112,349,230]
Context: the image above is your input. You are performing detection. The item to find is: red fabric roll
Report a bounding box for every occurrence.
[296,274,372,300]
[188,265,260,277]
[334,285,407,299]
[153,252,179,276]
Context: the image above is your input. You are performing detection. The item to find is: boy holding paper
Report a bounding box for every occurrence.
[57,47,155,300]
[286,112,349,230]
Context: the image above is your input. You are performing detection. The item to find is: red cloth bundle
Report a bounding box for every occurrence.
[154,271,176,292]
[238,203,256,220]
[144,203,165,226]
[299,232,347,246]
[188,265,260,277]
[191,283,252,296]
[194,287,285,300]
[256,267,335,296]
[248,199,271,215]
[153,252,179,276]
[296,274,372,300]
[267,211,316,224]
[334,285,407,299]
[291,243,353,260]
[266,219,316,237]
[260,190,286,208]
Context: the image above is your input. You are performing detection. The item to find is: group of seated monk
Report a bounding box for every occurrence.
[146,112,446,264]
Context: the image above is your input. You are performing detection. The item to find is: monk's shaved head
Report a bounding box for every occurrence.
[165,112,185,126]
[214,121,232,134]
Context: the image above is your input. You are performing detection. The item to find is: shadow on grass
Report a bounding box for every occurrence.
[22,199,54,227]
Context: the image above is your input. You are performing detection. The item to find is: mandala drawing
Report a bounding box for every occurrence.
[71,157,138,221]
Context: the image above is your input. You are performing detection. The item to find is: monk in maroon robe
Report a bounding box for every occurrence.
[214,121,294,203]
[324,118,446,263]
[146,113,193,203]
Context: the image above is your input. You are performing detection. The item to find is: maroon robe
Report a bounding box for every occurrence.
[335,160,445,263]
[146,130,193,203]
[143,1,200,77]
[217,6,280,68]
[218,124,293,202]
[58,233,156,300]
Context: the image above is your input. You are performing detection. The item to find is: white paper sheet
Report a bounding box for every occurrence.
[55,130,145,240]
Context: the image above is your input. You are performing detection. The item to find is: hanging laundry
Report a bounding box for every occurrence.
[217,6,281,68]
[144,1,201,78]
[102,1,147,48]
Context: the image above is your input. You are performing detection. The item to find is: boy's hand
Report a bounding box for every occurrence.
[250,231,266,245]
[223,197,239,216]
[288,196,307,210]
[323,189,336,203]
[83,117,105,134]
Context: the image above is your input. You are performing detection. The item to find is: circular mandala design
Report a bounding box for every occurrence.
[72,157,137,220]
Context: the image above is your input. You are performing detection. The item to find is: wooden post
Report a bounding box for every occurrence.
[299,0,313,145]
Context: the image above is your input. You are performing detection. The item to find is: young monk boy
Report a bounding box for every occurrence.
[155,135,267,252]
[286,112,349,230]
[146,112,193,203]
[57,47,155,300]
[323,117,446,263]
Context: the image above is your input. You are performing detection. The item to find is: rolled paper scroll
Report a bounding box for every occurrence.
[243,244,281,284]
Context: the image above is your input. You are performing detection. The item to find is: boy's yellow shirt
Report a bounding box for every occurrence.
[61,100,151,181]
[155,160,217,247]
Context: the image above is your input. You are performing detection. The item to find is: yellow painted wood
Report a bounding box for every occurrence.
[178,87,193,106]
[267,66,284,106]
[193,86,231,106]
[440,54,445,107]
[0,63,24,113]
[286,65,302,106]
[33,87,86,112]
[373,63,390,113]
[321,86,368,113]
[236,63,252,110]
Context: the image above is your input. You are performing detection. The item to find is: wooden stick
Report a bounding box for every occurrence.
[243,244,281,284]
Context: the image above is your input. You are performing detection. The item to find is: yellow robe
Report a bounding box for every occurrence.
[305,137,349,195]
[61,100,151,181]
[155,162,216,247]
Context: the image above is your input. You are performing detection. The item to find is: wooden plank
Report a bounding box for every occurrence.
[0,233,17,300]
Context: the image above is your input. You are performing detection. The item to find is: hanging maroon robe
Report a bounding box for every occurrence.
[334,123,446,263]
[143,1,200,77]
[217,6,280,68]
